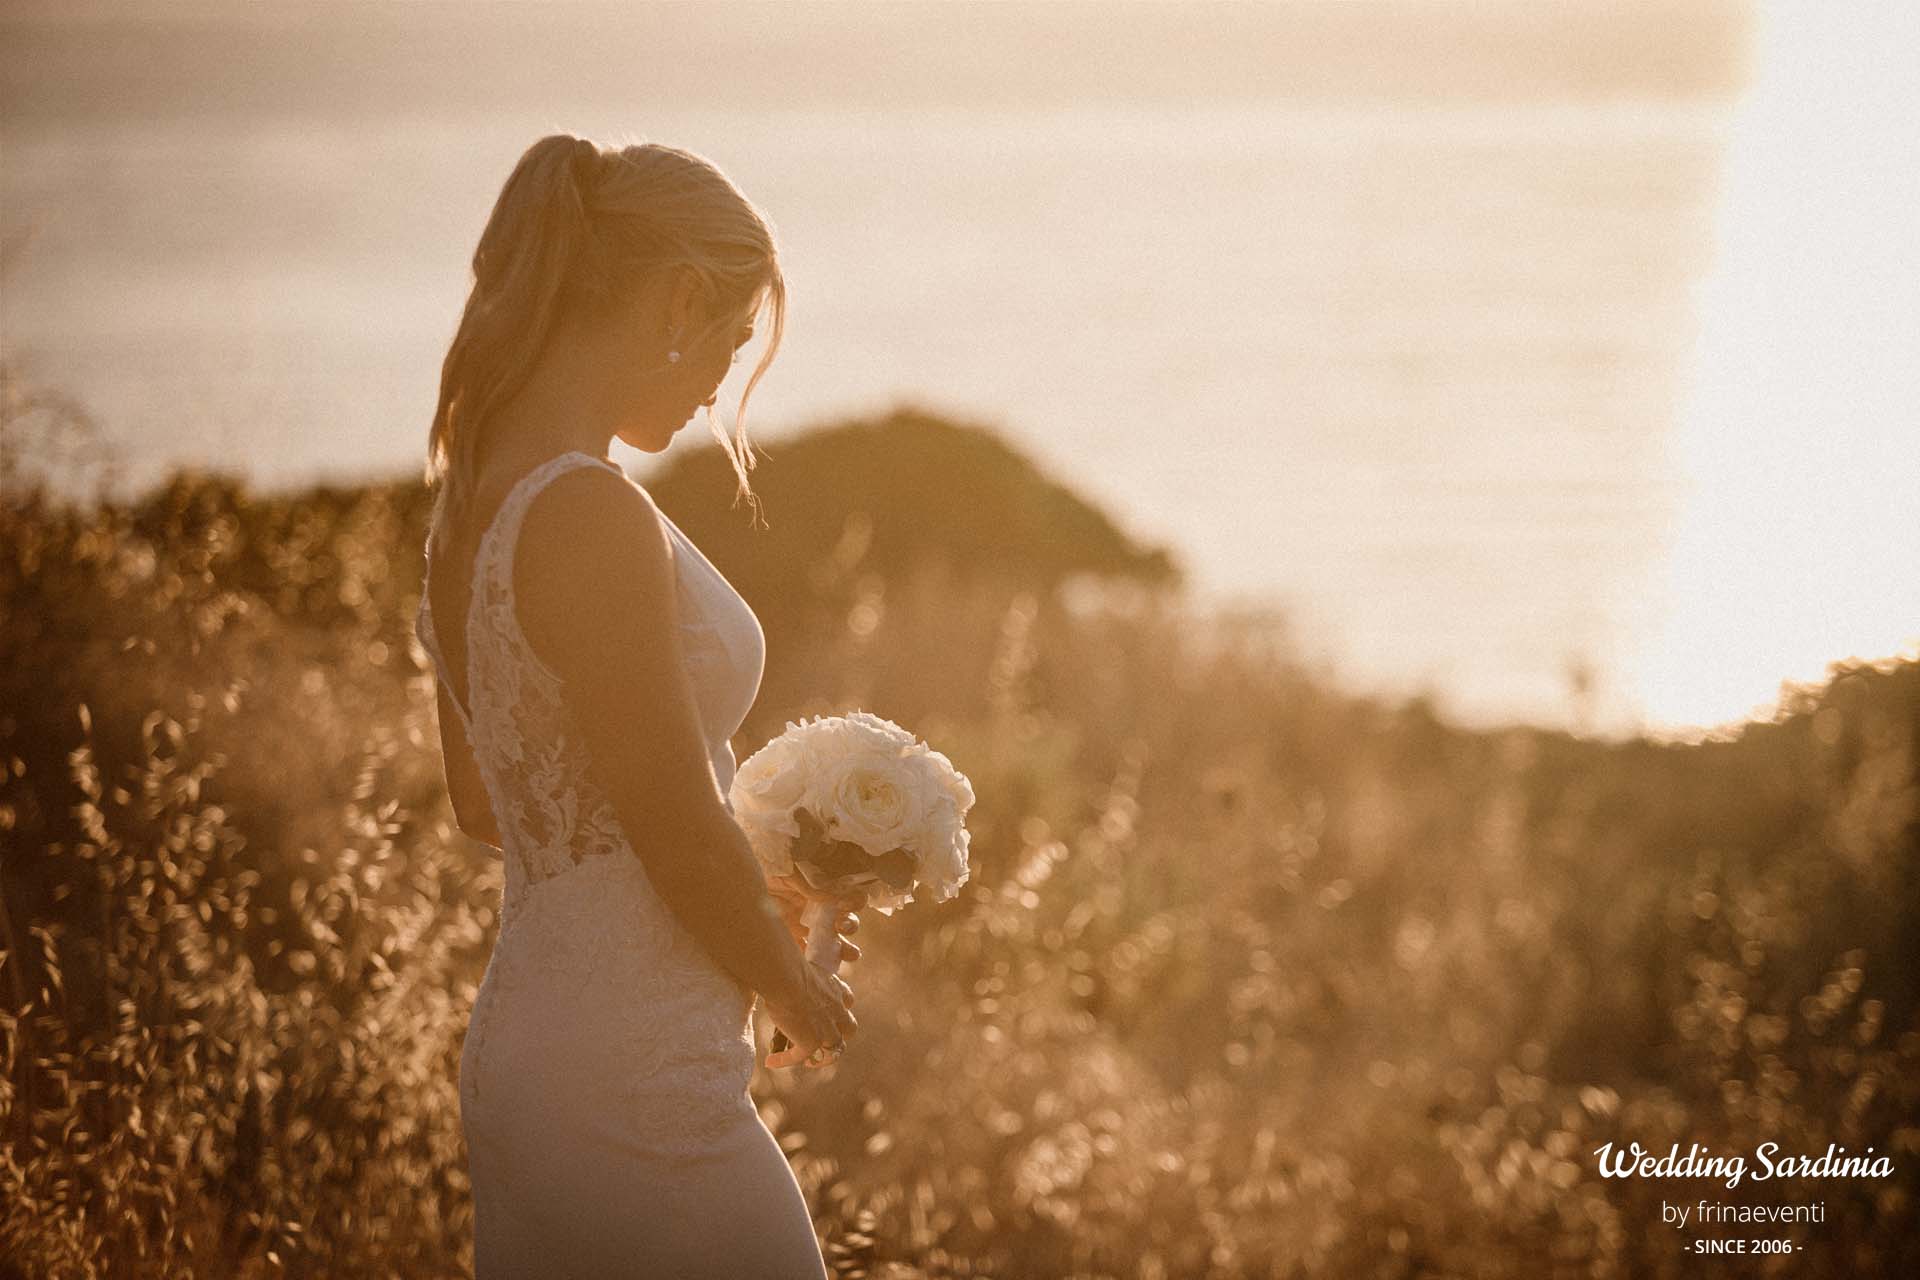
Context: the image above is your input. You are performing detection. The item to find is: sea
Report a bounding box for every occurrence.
[0,95,1814,738]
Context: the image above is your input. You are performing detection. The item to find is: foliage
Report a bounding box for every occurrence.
[2,401,1916,1277]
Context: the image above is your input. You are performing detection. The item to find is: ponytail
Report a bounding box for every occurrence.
[427,134,600,531]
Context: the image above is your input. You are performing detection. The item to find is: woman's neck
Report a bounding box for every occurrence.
[485,319,623,466]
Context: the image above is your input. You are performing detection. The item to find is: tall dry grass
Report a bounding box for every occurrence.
[2,392,1915,1277]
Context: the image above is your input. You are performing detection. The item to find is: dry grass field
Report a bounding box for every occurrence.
[2,391,1915,1278]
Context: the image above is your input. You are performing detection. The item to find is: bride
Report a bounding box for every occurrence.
[415,134,864,1277]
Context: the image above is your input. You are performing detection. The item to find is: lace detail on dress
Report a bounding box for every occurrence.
[460,453,634,887]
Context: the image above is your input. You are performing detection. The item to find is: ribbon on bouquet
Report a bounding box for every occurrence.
[769,896,849,1064]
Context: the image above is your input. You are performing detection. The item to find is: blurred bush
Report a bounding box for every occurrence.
[2,370,1916,1278]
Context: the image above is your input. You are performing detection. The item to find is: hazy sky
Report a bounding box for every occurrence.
[9,1,1817,736]
[4,1,1753,129]
[1628,0,1920,730]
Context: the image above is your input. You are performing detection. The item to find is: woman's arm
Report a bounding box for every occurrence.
[433,681,503,849]
[511,466,810,1007]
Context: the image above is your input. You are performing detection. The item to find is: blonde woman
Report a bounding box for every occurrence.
[415,134,863,1276]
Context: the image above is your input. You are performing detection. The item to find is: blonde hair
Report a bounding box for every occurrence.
[428,133,786,525]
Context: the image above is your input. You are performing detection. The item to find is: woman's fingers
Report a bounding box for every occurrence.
[766,884,867,958]
[764,969,858,1070]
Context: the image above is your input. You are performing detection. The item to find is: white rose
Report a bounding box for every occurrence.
[729,732,810,835]
[788,716,853,786]
[912,795,971,900]
[743,821,798,877]
[922,748,975,812]
[842,710,917,746]
[806,711,912,763]
[811,744,938,856]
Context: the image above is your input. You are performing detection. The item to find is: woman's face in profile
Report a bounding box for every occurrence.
[607,281,757,453]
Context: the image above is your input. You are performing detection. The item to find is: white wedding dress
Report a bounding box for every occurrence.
[415,450,829,1278]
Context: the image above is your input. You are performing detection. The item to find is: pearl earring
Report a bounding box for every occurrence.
[665,323,684,364]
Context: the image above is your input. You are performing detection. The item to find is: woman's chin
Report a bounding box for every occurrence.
[614,425,674,453]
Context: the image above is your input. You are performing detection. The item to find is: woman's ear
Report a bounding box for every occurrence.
[667,265,711,333]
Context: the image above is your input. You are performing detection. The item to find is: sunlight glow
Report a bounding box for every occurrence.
[1630,0,1920,737]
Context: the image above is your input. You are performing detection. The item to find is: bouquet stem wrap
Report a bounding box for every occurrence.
[799,897,844,971]
[768,897,845,1061]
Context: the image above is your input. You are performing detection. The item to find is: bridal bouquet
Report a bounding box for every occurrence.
[729,711,974,1058]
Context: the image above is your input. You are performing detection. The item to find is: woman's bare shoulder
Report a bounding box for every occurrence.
[512,461,677,660]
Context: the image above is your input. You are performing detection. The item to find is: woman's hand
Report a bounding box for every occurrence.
[765,874,866,964]
[762,875,868,1069]
[761,958,858,1070]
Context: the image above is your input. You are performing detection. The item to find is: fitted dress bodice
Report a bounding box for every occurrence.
[416,450,765,894]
